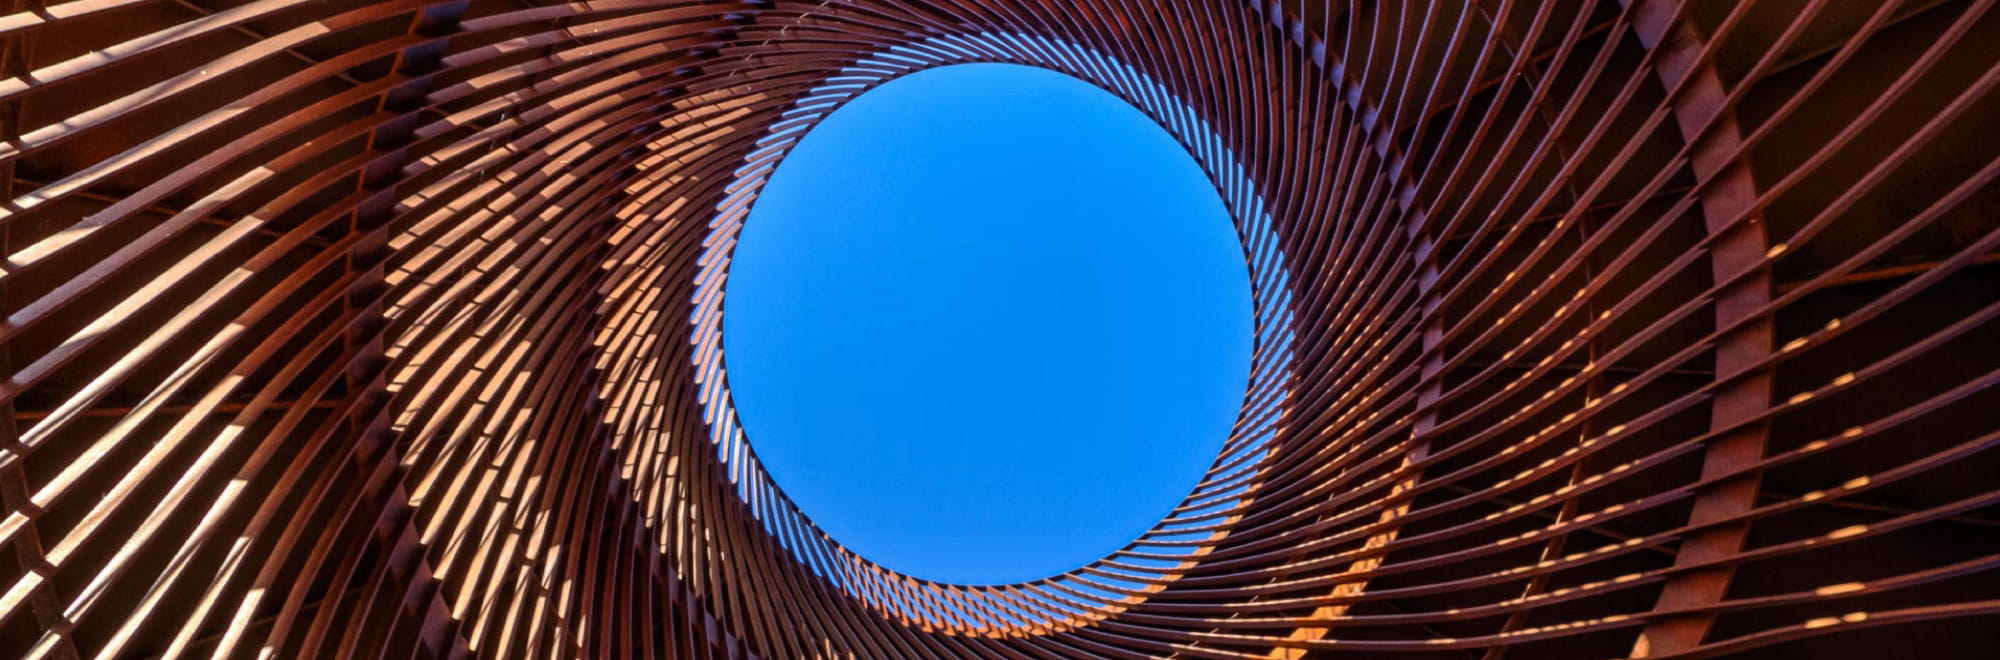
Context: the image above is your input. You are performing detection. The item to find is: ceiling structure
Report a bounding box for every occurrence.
[1,0,1997,658]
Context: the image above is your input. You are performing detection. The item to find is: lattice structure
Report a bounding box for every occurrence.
[2,1,1998,658]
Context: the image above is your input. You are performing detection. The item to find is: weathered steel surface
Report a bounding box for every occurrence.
[1,1,1997,658]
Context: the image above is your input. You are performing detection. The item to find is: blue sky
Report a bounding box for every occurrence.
[722,64,1251,584]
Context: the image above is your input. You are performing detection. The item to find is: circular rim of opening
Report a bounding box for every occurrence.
[686,35,1296,636]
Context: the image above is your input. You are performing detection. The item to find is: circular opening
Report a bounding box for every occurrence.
[721,64,1252,584]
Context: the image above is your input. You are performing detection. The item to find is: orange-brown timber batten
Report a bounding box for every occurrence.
[1,0,1998,658]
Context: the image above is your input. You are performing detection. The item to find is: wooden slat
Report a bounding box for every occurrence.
[1,0,1996,658]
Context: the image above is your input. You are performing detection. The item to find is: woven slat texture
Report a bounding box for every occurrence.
[1,1,1997,658]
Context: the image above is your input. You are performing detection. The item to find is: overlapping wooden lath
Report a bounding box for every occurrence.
[1,0,1997,658]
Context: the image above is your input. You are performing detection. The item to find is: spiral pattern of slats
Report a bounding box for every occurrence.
[2,1,1997,659]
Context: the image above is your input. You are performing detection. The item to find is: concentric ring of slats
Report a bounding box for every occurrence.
[1,1,1996,659]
